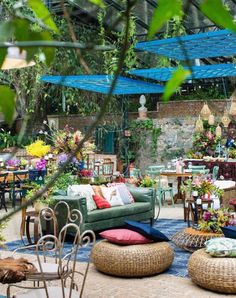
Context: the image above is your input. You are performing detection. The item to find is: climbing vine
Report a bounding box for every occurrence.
[128,119,161,163]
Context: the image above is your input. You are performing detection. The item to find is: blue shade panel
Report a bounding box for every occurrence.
[135,29,236,60]
[40,75,164,94]
[129,63,236,82]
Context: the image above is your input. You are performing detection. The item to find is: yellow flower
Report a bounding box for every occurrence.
[26,140,51,158]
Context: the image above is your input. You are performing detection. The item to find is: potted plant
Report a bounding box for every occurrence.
[138,176,156,188]
[25,183,54,212]
[47,172,77,195]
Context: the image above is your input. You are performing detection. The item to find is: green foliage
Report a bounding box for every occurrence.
[148,0,183,39]
[49,172,76,191]
[128,119,161,163]
[163,66,191,101]
[139,176,156,188]
[28,0,60,34]
[88,0,105,8]
[0,86,15,125]
[0,130,33,150]
[200,0,236,32]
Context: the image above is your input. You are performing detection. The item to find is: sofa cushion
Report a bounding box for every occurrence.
[87,202,151,223]
[67,185,97,211]
[125,220,169,242]
[93,194,111,209]
[99,229,153,245]
[205,237,236,257]
[107,183,134,204]
[100,186,124,207]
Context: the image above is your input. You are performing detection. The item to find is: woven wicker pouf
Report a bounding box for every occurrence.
[91,240,174,277]
[188,248,236,294]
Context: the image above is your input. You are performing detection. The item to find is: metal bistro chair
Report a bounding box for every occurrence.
[10,205,96,298]
[212,165,220,181]
[130,168,142,179]
[8,222,96,298]
[9,170,29,208]
[0,172,9,212]
[101,161,114,181]
[145,166,174,207]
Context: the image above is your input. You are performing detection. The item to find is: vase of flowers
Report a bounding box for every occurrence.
[199,208,236,234]
[79,169,93,184]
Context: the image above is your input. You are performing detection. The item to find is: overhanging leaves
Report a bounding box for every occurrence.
[28,0,60,34]
[148,0,183,39]
[0,49,7,69]
[0,86,16,125]
[200,0,236,32]
[88,0,105,8]
[163,66,190,101]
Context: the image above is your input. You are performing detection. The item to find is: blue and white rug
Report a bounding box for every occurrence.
[2,219,191,278]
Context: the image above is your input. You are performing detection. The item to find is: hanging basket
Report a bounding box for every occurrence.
[200,103,211,120]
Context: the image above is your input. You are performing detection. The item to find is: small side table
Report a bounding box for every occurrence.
[21,210,40,245]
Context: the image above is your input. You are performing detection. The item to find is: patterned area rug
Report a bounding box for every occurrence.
[2,219,191,278]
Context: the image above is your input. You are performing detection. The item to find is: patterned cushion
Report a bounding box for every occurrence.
[205,237,236,257]
[67,185,97,211]
[99,229,153,245]
[107,183,135,204]
[100,186,124,207]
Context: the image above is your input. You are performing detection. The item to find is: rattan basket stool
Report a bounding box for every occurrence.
[91,240,174,277]
[188,248,236,294]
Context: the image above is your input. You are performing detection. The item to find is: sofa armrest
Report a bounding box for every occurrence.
[127,186,156,205]
[51,195,88,222]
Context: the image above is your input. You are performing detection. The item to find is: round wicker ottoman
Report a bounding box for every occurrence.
[91,240,174,277]
[188,249,236,294]
[172,228,223,252]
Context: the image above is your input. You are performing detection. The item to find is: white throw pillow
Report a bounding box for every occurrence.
[205,237,236,257]
[67,185,97,211]
[100,186,124,207]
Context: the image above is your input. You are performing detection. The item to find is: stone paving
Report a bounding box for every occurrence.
[0,205,234,297]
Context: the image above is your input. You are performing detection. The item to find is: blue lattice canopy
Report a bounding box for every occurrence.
[129,63,236,81]
[135,29,236,60]
[40,75,164,94]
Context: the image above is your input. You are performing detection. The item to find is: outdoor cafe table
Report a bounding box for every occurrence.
[160,171,192,203]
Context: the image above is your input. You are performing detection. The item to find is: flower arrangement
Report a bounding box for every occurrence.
[6,158,20,168]
[52,125,95,159]
[199,208,236,233]
[35,158,47,170]
[138,176,156,188]
[80,169,93,177]
[26,140,51,158]
[181,176,224,198]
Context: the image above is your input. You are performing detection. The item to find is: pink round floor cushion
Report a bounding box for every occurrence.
[99,229,153,245]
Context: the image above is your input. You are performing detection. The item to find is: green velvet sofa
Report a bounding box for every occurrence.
[52,186,156,233]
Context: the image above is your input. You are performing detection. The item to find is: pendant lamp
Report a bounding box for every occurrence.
[208,114,215,125]
[221,110,231,128]
[195,116,204,133]
[1,47,35,70]
[216,125,222,138]
[200,102,211,120]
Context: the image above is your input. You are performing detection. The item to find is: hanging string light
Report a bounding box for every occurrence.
[200,102,211,120]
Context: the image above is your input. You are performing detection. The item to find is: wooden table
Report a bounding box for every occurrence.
[161,172,192,203]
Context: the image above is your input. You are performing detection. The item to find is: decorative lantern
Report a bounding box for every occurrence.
[200,102,211,120]
[221,110,231,127]
[208,114,215,125]
[215,125,222,138]
[195,116,204,133]
[229,89,236,116]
